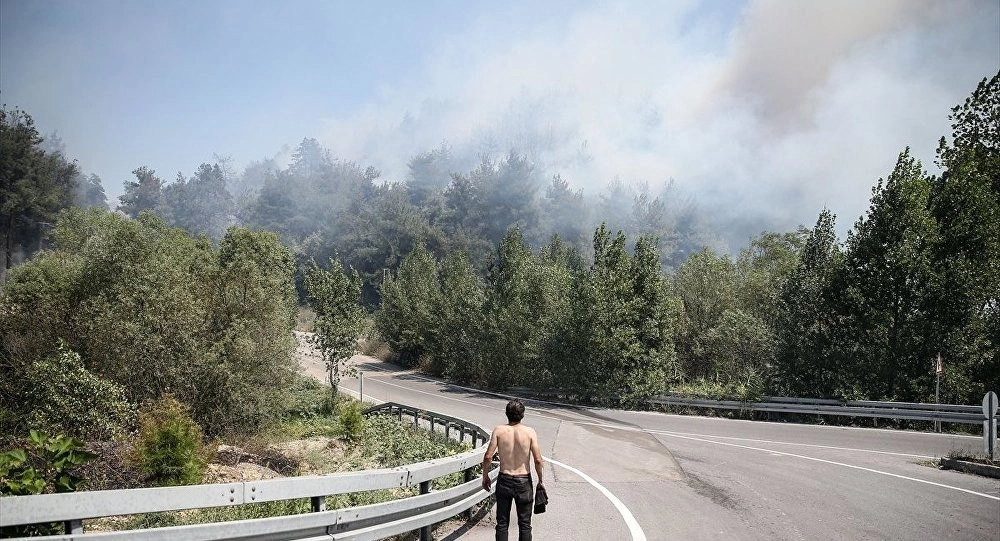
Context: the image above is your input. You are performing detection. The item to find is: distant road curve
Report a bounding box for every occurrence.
[296,339,998,540]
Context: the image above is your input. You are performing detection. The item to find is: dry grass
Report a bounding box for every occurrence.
[359,336,393,362]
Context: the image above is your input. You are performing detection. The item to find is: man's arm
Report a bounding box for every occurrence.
[482,429,499,491]
[530,428,544,485]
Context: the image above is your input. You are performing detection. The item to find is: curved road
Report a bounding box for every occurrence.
[339,359,999,540]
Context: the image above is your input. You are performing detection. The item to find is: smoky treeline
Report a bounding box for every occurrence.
[373,73,1000,407]
[115,141,719,306]
[2,73,997,415]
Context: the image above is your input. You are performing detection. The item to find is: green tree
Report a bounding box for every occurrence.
[118,166,163,218]
[73,173,108,209]
[840,149,938,401]
[24,344,137,442]
[196,228,298,434]
[567,225,673,405]
[406,144,453,207]
[435,251,485,381]
[538,175,591,252]
[673,247,739,381]
[305,257,366,399]
[533,234,580,390]
[774,209,845,397]
[134,395,209,486]
[161,163,235,241]
[704,309,774,398]
[621,235,675,401]
[374,242,442,367]
[736,230,807,327]
[480,227,540,389]
[927,72,1000,403]
[1,107,79,284]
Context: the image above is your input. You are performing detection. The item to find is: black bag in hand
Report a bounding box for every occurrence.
[533,483,548,514]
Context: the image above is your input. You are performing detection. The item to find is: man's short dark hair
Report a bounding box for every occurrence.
[506,399,525,423]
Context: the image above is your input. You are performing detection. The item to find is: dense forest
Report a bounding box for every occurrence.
[1,73,997,443]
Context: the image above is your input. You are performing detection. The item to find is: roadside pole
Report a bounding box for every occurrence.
[360,371,364,403]
[935,353,942,433]
[984,391,997,461]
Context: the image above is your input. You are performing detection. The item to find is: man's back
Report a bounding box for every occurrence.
[492,423,538,475]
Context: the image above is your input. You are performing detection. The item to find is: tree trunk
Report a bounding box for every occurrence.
[1,212,14,285]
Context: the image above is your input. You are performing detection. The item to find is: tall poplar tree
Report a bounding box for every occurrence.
[774,209,844,397]
[927,72,1000,402]
[841,150,938,401]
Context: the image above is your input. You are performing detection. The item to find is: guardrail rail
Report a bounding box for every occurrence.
[651,392,999,456]
[649,395,987,424]
[0,402,497,541]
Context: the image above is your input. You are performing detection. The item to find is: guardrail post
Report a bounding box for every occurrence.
[419,480,432,541]
[311,496,326,512]
[65,519,82,534]
[446,422,451,440]
[463,468,475,520]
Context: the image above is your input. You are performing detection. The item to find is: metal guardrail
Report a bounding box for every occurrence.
[0,402,497,540]
[649,394,988,424]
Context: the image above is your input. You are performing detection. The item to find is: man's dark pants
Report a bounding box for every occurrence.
[495,473,533,541]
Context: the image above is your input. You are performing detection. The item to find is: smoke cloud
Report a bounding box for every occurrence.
[316,0,998,243]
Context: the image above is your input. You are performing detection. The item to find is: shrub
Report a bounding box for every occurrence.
[0,431,97,536]
[25,343,137,441]
[133,395,210,486]
[283,374,330,420]
[1,210,299,442]
[336,401,365,442]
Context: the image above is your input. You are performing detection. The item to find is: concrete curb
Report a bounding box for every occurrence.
[939,457,1000,479]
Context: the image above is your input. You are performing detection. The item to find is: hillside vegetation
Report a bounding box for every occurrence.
[0,74,996,481]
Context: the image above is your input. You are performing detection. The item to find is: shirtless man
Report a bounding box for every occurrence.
[482,399,543,541]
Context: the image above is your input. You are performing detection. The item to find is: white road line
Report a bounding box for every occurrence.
[627,409,984,440]
[646,431,935,459]
[340,386,383,405]
[653,430,1000,501]
[544,456,647,541]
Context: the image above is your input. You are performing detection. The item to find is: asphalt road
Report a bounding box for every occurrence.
[341,359,999,541]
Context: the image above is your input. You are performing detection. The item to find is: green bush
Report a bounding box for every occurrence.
[0,431,97,536]
[336,401,365,442]
[283,374,335,420]
[25,343,137,441]
[133,395,210,486]
[1,210,299,441]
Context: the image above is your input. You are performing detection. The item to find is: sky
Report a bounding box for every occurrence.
[2,0,998,242]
